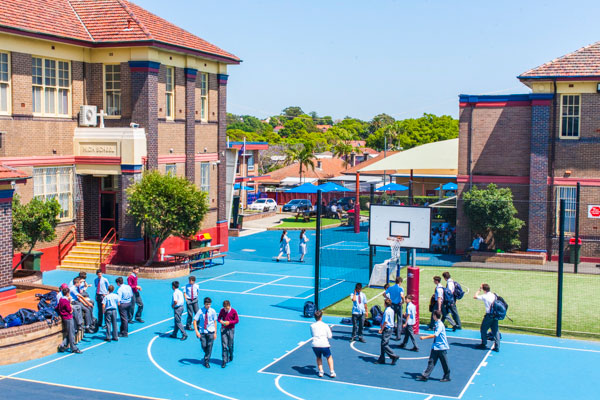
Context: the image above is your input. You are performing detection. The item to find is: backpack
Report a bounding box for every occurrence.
[443,287,455,304]
[4,314,22,328]
[303,301,315,318]
[17,308,45,325]
[453,282,465,300]
[490,294,508,321]
[370,305,383,325]
[340,317,352,325]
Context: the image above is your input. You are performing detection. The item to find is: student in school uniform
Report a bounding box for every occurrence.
[193,297,218,368]
[375,298,400,365]
[57,283,84,333]
[218,300,239,368]
[94,269,109,328]
[69,277,95,333]
[170,281,187,340]
[474,283,500,352]
[299,229,309,262]
[56,287,81,354]
[116,277,133,337]
[127,266,144,323]
[399,294,419,351]
[102,285,119,341]
[276,230,291,262]
[385,276,405,340]
[310,309,336,378]
[427,276,445,330]
[442,272,461,330]
[417,310,451,382]
[184,276,200,331]
[350,283,368,342]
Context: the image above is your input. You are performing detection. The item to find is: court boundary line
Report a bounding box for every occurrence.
[214,279,313,289]
[242,276,290,294]
[275,375,305,400]
[458,348,492,399]
[349,341,428,360]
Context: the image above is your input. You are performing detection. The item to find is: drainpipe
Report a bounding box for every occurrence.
[547,79,558,259]
[467,103,474,190]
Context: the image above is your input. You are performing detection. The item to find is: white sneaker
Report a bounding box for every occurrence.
[330,371,336,378]
[318,371,324,377]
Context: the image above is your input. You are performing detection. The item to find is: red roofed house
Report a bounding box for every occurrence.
[457,41,600,261]
[0,0,240,274]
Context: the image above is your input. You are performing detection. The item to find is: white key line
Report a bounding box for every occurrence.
[242,276,290,294]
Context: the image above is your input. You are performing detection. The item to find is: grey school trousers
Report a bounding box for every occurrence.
[200,332,215,363]
[221,328,235,363]
[104,309,118,340]
[61,318,79,352]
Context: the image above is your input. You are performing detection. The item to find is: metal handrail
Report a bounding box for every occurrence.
[58,226,76,265]
[99,227,117,270]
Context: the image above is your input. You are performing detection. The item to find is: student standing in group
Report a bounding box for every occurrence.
[184,276,200,331]
[350,283,368,343]
[218,300,239,368]
[56,287,81,354]
[442,272,461,330]
[474,283,500,352]
[417,310,451,382]
[428,276,444,330]
[116,277,133,337]
[399,294,419,351]
[375,298,399,365]
[127,267,144,323]
[276,230,291,262]
[193,297,218,368]
[102,285,119,342]
[310,309,336,378]
[170,281,187,340]
[94,269,109,328]
[69,277,95,333]
[385,276,405,340]
[299,229,309,262]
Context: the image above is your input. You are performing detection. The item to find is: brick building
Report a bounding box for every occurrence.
[0,0,240,272]
[456,42,600,262]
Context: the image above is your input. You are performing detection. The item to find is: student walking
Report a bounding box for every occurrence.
[299,229,309,262]
[474,283,500,352]
[127,267,144,323]
[428,276,445,330]
[375,298,399,365]
[442,272,461,330]
[56,287,81,354]
[417,310,451,382]
[102,285,119,341]
[350,283,368,342]
[385,276,405,340]
[218,300,239,368]
[193,297,218,368]
[94,269,109,328]
[310,309,335,378]
[276,230,291,262]
[184,276,200,330]
[170,281,187,340]
[399,294,419,351]
[116,277,133,337]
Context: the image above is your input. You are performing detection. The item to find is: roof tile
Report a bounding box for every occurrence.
[519,41,600,78]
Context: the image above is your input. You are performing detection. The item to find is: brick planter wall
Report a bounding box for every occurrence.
[106,263,190,280]
[0,320,62,365]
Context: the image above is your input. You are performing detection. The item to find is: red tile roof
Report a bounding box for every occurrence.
[519,41,600,79]
[262,158,347,185]
[0,0,240,63]
[0,165,30,182]
[342,151,399,175]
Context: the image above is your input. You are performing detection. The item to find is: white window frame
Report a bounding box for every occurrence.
[104,64,121,117]
[200,72,208,122]
[200,162,210,193]
[556,186,576,234]
[33,166,74,221]
[559,94,580,139]
[247,153,255,171]
[32,57,71,117]
[165,66,175,120]
[0,52,11,115]
[165,164,177,176]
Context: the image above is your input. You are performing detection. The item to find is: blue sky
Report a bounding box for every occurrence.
[137,0,599,121]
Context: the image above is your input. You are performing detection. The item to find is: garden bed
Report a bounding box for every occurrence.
[470,251,546,265]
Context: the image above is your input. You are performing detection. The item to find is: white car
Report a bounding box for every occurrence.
[249,198,277,212]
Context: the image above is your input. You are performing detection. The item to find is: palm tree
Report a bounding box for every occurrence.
[284,142,317,184]
[332,141,354,169]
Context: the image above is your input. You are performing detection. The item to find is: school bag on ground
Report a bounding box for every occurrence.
[453,282,465,300]
[370,305,383,325]
[490,294,508,320]
[303,301,315,318]
[340,317,352,325]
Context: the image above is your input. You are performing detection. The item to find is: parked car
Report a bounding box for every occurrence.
[248,198,277,212]
[282,199,312,212]
[337,196,356,211]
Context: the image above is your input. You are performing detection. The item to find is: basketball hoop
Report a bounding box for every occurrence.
[387,236,404,261]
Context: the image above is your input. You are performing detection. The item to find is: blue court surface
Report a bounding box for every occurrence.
[0,229,599,400]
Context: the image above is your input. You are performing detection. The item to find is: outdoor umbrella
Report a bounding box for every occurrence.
[234,183,253,190]
[285,182,319,193]
[317,182,352,192]
[375,182,409,192]
[436,182,458,191]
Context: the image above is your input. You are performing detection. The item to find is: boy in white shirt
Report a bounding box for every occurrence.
[375,298,399,365]
[399,294,419,351]
[170,281,187,341]
[474,283,500,352]
[350,283,368,342]
[310,309,335,378]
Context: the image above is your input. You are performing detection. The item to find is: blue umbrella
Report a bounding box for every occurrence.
[436,182,458,191]
[286,182,319,193]
[234,183,252,190]
[317,182,352,192]
[376,182,409,192]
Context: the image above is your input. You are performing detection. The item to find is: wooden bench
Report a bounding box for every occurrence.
[170,245,226,271]
[189,253,226,271]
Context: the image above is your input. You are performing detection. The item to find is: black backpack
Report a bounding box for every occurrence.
[303,301,315,318]
[370,305,383,325]
[490,294,508,321]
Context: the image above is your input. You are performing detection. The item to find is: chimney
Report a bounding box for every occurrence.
[350,152,356,167]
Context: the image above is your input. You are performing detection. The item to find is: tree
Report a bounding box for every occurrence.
[12,195,61,272]
[462,184,525,251]
[127,171,209,266]
[284,142,317,184]
[332,141,354,169]
[369,113,395,134]
[282,106,304,118]
[335,118,368,139]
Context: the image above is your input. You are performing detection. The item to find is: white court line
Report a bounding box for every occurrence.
[194,288,308,299]
[147,336,238,400]
[214,279,313,289]
[367,290,385,303]
[258,338,314,373]
[196,271,237,284]
[0,376,167,399]
[445,335,600,353]
[232,271,313,279]
[320,241,348,249]
[242,276,290,294]
[240,314,314,325]
[424,396,434,400]
[458,348,492,399]
[349,341,428,360]
[275,375,305,400]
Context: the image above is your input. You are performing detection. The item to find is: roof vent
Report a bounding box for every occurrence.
[124,19,133,31]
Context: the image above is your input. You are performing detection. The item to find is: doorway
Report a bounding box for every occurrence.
[100,176,119,238]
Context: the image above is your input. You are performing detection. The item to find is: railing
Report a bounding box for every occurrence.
[58,226,77,266]
[99,227,117,272]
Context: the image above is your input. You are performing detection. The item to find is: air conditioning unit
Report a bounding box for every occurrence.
[79,105,97,127]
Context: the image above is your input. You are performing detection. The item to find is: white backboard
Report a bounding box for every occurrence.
[369,205,431,249]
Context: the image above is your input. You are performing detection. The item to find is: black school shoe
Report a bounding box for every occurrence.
[391,356,399,365]
[441,377,451,382]
[416,375,428,381]
[180,335,188,341]
[475,344,488,350]
[204,362,210,368]
[221,362,226,368]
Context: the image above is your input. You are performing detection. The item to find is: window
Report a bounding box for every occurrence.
[200,162,210,193]
[165,164,177,176]
[101,176,119,191]
[560,95,580,138]
[104,65,121,116]
[0,52,10,114]
[34,166,74,220]
[165,67,174,119]
[200,72,208,121]
[32,57,70,116]
[556,186,576,234]
[247,153,254,171]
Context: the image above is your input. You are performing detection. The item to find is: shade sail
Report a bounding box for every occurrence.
[317,182,352,192]
[285,182,319,193]
[234,183,252,190]
[437,182,458,190]
[375,182,409,192]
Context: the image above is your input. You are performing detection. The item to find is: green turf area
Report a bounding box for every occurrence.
[324,266,600,338]
[277,217,341,229]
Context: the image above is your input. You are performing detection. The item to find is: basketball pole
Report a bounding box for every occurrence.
[315,189,322,310]
[368,184,375,278]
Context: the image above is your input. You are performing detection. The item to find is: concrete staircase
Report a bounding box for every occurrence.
[59,241,113,272]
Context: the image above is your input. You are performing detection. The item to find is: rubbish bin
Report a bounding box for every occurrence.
[191,233,212,250]
[22,250,43,271]
[569,238,582,264]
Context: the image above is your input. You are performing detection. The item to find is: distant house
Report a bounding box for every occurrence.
[261,157,347,187]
